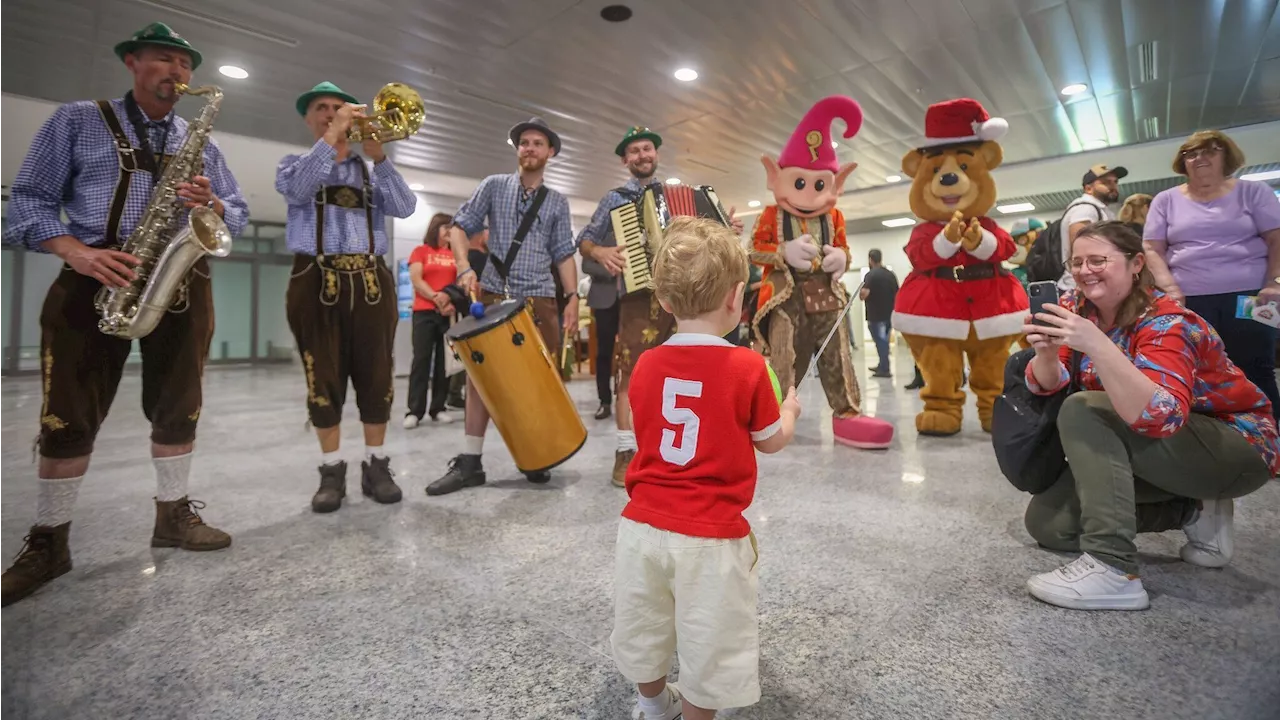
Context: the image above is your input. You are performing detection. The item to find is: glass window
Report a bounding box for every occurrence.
[209,259,254,361]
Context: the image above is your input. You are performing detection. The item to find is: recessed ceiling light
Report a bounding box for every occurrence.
[1083,138,1109,149]
[218,65,248,79]
[1060,83,1088,96]
[747,200,761,208]
[885,174,902,182]
[666,177,681,185]
[881,217,916,228]
[409,183,425,191]
[996,202,1036,214]
[600,4,632,22]
[674,68,698,82]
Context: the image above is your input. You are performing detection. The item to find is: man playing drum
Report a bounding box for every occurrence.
[427,117,579,495]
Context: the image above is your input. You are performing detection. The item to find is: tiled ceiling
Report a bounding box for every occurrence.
[3,0,1279,216]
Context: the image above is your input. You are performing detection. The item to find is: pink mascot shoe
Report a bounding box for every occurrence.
[832,415,894,449]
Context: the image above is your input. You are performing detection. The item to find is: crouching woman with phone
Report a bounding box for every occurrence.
[1020,221,1277,611]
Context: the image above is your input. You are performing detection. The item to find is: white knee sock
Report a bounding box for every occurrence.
[617,430,637,452]
[465,435,484,456]
[321,450,343,467]
[153,453,192,502]
[35,476,84,527]
[366,444,386,460]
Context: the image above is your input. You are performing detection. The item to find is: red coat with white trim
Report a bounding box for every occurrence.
[892,217,1030,341]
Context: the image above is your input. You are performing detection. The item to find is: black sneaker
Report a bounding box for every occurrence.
[361,456,403,504]
[426,454,487,496]
[526,471,551,484]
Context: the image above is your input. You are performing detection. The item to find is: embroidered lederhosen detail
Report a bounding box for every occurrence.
[94,100,194,313]
[313,160,379,306]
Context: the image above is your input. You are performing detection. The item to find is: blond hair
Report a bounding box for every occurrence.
[652,216,749,320]
[1172,130,1246,176]
[1118,193,1152,224]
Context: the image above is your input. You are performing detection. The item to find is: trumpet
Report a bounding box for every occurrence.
[347,83,425,143]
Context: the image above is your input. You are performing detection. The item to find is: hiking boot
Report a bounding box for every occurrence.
[594,403,612,420]
[1,523,72,607]
[362,455,403,504]
[152,497,232,551]
[612,449,635,488]
[312,461,347,513]
[426,454,486,496]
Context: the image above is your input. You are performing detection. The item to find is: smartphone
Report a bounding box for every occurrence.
[1028,281,1060,326]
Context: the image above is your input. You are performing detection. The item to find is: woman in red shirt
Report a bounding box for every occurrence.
[404,213,458,428]
[1021,221,1277,612]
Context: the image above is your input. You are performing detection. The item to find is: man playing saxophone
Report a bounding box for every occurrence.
[0,22,249,606]
[277,82,418,513]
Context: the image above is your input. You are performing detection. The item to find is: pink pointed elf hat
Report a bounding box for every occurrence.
[777,96,864,172]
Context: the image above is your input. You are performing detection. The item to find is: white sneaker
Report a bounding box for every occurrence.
[431,411,455,424]
[1027,553,1150,610]
[402,415,420,429]
[633,684,682,720]
[1181,498,1234,568]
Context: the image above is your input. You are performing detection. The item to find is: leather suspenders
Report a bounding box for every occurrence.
[94,100,138,248]
[313,160,374,259]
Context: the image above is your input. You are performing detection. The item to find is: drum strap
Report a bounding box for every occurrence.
[489,184,548,287]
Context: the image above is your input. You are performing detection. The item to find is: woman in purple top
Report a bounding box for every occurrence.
[1144,130,1280,418]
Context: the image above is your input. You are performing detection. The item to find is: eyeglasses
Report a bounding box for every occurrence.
[1181,144,1223,160]
[1066,254,1130,273]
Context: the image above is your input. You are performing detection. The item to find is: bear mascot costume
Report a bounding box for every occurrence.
[891,98,1029,436]
[750,95,895,450]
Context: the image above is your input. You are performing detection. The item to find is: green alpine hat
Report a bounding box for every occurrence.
[615,125,662,157]
[295,82,360,116]
[114,22,203,70]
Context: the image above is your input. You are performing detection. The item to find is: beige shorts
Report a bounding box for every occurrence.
[610,518,761,710]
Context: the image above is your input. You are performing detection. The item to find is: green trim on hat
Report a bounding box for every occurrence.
[114,22,203,70]
[295,82,360,116]
[615,126,662,157]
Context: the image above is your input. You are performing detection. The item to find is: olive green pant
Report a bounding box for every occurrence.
[1024,391,1272,574]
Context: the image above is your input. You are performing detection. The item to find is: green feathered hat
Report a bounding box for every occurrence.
[295,81,360,116]
[114,22,203,69]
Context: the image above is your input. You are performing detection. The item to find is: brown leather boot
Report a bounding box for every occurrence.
[612,449,635,488]
[152,497,232,551]
[312,462,347,513]
[1,523,72,607]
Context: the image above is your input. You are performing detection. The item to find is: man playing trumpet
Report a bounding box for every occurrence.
[276,82,419,513]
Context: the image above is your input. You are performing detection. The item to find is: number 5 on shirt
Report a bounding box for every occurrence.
[660,377,703,466]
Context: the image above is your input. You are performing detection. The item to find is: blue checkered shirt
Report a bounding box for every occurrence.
[3,98,250,251]
[453,172,575,298]
[275,139,418,256]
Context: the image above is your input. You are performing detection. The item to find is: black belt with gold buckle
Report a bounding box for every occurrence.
[927,263,1003,282]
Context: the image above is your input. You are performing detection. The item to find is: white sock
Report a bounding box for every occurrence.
[322,450,343,467]
[153,453,192,502]
[35,476,84,527]
[366,444,386,460]
[464,435,484,456]
[617,430,637,452]
[637,686,672,716]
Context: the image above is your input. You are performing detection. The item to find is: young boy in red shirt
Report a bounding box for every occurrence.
[611,217,802,720]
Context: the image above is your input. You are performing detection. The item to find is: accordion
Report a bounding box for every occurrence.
[608,183,732,296]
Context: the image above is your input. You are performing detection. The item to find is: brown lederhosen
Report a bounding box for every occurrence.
[615,289,676,393]
[38,101,214,459]
[285,162,397,429]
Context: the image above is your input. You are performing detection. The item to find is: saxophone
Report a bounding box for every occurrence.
[96,83,233,339]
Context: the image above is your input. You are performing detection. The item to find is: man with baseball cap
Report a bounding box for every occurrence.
[1057,163,1128,289]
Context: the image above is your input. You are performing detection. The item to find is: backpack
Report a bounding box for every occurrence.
[1024,200,1104,283]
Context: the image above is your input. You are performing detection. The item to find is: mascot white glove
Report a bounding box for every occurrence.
[821,245,848,275]
[782,234,820,270]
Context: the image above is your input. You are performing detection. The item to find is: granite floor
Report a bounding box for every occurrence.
[2,345,1278,720]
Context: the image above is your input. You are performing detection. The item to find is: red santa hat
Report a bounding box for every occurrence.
[917,98,1008,149]
[777,95,863,172]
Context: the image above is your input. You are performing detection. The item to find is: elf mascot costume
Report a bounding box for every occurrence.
[891,98,1029,436]
[750,95,894,450]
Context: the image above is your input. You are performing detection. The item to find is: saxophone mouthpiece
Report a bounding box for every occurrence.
[174,82,189,95]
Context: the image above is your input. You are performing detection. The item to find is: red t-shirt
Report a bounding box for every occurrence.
[409,244,457,312]
[623,334,784,539]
